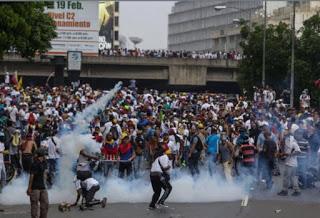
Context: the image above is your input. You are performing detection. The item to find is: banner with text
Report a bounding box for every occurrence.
[45,1,99,56]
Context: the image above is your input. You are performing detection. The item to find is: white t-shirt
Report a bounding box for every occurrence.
[9,106,18,122]
[47,137,61,159]
[284,135,301,167]
[81,178,99,191]
[0,142,4,163]
[151,155,171,174]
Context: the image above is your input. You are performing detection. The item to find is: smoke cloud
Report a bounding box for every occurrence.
[0,81,245,205]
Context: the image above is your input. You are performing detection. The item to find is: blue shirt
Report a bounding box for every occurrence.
[206,134,220,154]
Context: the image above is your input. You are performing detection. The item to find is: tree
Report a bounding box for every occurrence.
[297,13,320,106]
[239,22,292,95]
[0,2,56,59]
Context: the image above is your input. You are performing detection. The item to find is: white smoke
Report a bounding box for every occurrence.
[0,81,246,205]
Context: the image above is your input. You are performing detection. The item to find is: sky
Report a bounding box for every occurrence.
[119,1,175,49]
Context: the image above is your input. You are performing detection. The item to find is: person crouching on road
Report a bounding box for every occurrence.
[27,148,49,218]
[72,176,107,209]
[149,148,173,210]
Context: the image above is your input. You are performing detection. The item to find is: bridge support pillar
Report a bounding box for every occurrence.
[169,65,207,86]
[53,56,65,86]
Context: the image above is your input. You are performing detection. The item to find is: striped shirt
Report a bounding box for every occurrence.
[240,144,256,165]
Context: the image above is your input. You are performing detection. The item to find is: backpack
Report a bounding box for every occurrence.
[28,113,36,125]
[194,135,203,152]
[109,125,119,140]
[12,134,20,147]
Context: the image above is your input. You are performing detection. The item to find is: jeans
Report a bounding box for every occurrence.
[208,153,217,176]
[47,159,58,186]
[134,155,143,177]
[0,163,6,188]
[119,162,132,178]
[223,161,233,183]
[189,152,200,176]
[149,174,172,207]
[83,185,100,207]
[282,165,300,192]
[30,190,49,218]
[103,162,114,177]
[10,154,21,175]
[297,157,308,189]
[22,153,33,173]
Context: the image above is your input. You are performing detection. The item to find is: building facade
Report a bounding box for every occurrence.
[99,0,119,49]
[168,0,262,52]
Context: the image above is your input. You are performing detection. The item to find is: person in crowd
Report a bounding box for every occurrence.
[118,134,136,178]
[188,126,203,176]
[133,129,145,177]
[101,133,118,177]
[278,128,302,196]
[9,129,22,176]
[206,127,220,176]
[219,133,234,183]
[0,133,6,192]
[27,148,49,218]
[45,134,61,186]
[261,131,277,189]
[21,131,37,173]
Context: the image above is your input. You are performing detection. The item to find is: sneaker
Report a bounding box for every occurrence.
[157,202,169,208]
[101,197,107,208]
[277,190,288,196]
[291,191,301,197]
[148,206,156,210]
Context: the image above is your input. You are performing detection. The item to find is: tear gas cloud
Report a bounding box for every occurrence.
[0,81,246,205]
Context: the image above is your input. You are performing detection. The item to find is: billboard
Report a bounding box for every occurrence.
[99,1,115,50]
[45,1,99,56]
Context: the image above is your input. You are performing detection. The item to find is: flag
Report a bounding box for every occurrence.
[11,71,18,85]
[17,76,23,90]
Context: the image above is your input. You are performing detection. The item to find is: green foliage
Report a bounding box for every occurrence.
[239,22,292,95]
[239,13,320,106]
[0,2,56,59]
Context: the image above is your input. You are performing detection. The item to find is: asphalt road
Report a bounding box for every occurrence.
[1,199,320,218]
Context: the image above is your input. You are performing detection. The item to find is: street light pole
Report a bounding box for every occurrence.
[262,0,267,88]
[290,1,296,107]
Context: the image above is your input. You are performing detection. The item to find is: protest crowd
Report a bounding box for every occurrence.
[0,73,319,213]
[99,48,242,60]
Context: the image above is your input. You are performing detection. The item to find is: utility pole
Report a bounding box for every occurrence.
[262,0,267,88]
[290,1,296,107]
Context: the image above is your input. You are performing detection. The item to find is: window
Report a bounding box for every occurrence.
[114,16,119,27]
[114,31,119,41]
[115,2,119,13]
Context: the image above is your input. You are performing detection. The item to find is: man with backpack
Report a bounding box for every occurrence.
[103,118,122,142]
[261,131,277,189]
[188,126,203,176]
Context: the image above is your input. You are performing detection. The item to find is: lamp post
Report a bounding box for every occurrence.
[290,1,296,107]
[262,0,267,88]
[215,2,266,88]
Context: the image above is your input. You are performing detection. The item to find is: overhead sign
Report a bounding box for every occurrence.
[45,1,99,56]
[67,51,82,71]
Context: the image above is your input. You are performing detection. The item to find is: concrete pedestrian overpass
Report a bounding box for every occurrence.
[0,55,239,90]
